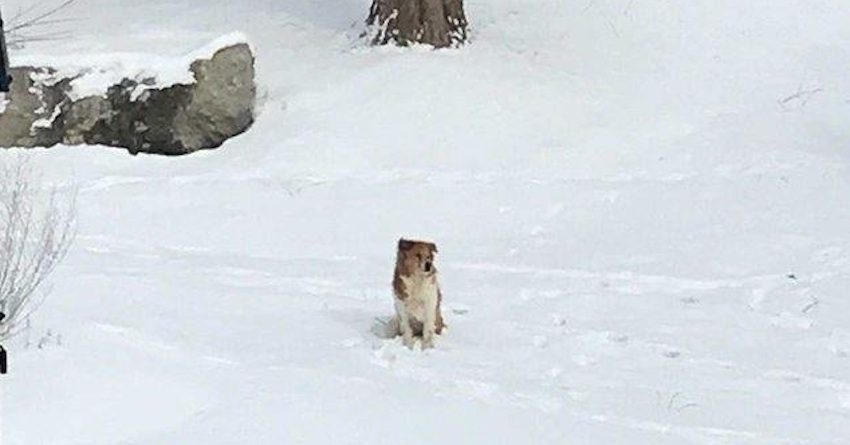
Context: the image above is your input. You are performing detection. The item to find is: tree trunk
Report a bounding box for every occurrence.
[366,0,468,48]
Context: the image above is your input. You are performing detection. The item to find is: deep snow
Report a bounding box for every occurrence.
[2,0,850,443]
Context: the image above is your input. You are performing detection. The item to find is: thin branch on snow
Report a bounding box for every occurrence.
[659,391,700,414]
[778,83,823,111]
[801,296,819,314]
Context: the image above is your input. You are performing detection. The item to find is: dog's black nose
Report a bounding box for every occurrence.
[424,261,432,272]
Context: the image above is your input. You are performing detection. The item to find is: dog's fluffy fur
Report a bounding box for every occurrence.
[391,238,445,349]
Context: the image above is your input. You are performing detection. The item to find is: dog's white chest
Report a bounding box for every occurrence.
[400,275,438,322]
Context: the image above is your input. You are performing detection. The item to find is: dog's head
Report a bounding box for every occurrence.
[397,238,438,276]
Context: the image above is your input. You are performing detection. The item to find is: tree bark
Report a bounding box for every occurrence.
[366,0,468,48]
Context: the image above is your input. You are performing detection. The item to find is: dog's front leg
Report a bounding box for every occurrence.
[422,298,437,349]
[394,299,415,348]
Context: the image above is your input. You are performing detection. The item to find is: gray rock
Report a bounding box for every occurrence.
[0,66,70,147]
[61,95,112,146]
[174,44,256,153]
[0,42,256,155]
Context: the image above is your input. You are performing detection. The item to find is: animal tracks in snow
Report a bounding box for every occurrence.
[453,262,754,296]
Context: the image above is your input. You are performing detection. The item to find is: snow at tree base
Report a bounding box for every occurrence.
[2,0,850,443]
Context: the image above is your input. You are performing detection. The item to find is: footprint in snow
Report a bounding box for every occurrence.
[340,337,364,348]
[830,330,850,358]
[551,314,567,327]
[607,333,629,344]
[662,350,681,359]
[572,355,598,366]
[453,379,497,400]
[771,311,814,330]
[447,304,470,316]
[546,367,563,379]
[371,343,397,367]
[533,335,549,349]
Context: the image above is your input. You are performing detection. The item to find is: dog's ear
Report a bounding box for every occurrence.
[428,242,438,253]
[398,238,414,251]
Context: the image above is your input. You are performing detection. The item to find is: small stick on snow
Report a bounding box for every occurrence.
[778,84,823,111]
[801,297,819,314]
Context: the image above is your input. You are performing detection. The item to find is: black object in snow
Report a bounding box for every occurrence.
[0,8,12,93]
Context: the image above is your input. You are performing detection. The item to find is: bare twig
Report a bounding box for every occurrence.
[778,83,823,111]
[801,296,819,314]
[661,391,701,413]
[5,0,77,33]
[3,0,79,50]
[6,30,72,48]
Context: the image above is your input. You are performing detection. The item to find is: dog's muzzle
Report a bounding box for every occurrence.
[424,261,433,272]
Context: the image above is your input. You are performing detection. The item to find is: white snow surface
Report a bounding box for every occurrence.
[2,0,850,444]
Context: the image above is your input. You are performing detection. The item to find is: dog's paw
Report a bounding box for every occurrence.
[402,335,416,349]
[421,337,435,350]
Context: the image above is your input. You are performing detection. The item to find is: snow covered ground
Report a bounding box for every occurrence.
[2,0,850,443]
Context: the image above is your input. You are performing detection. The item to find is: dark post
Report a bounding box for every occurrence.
[0,6,12,92]
[0,7,9,374]
[0,312,6,374]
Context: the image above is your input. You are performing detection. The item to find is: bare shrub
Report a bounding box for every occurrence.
[3,0,79,50]
[0,158,75,341]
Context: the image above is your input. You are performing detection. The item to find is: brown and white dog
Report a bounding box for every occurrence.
[392,238,445,349]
